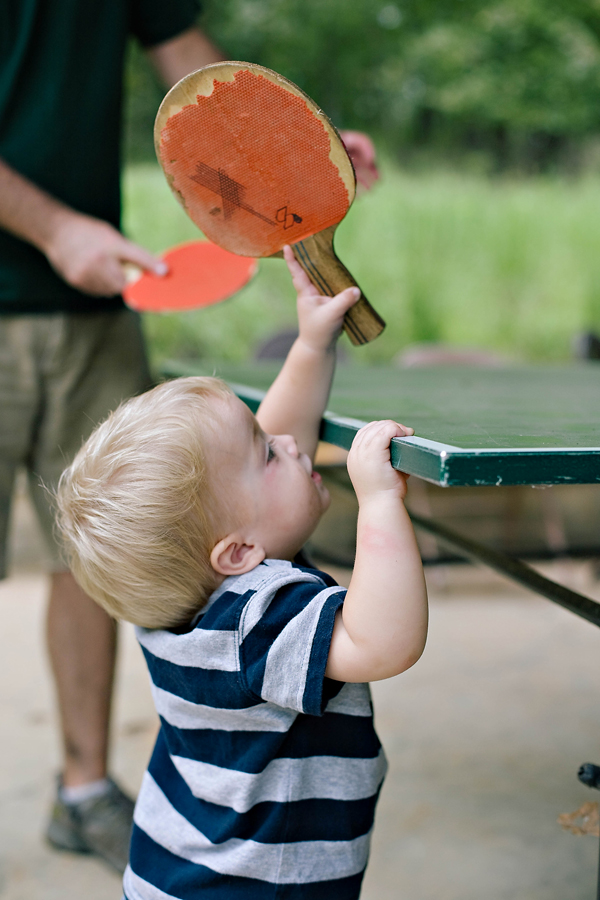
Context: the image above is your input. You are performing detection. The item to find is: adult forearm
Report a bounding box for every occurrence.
[147,27,225,88]
[256,338,336,459]
[0,157,71,254]
[0,157,163,296]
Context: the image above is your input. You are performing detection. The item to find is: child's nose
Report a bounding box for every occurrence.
[280,434,298,457]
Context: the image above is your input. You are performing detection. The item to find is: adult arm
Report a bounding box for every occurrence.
[146,26,225,87]
[0,27,223,296]
[0,157,165,296]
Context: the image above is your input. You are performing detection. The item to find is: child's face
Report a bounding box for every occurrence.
[212,396,330,561]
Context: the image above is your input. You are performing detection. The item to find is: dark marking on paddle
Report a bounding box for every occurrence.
[190,162,277,226]
[276,207,303,229]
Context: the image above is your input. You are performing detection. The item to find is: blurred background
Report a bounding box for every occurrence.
[121,0,600,370]
[4,6,600,899]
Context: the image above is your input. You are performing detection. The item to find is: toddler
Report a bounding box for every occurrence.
[56,248,428,899]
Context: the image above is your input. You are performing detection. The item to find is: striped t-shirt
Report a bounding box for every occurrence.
[124,558,387,900]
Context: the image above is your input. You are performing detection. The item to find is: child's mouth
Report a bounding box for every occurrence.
[311,471,322,484]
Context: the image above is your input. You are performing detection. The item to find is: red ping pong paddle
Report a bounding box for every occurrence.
[123,240,257,313]
[154,62,385,345]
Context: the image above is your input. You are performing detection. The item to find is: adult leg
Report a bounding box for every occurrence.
[34,310,151,787]
[45,570,135,874]
[34,312,152,871]
[46,570,117,786]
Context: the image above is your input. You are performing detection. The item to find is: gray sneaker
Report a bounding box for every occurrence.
[45,777,135,874]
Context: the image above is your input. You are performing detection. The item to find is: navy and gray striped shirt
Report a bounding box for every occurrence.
[124,559,387,900]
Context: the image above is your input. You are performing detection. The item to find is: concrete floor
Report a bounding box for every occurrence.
[1,481,600,899]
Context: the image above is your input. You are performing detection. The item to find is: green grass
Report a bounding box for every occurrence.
[122,162,600,368]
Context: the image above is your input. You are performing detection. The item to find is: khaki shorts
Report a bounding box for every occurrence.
[0,310,152,577]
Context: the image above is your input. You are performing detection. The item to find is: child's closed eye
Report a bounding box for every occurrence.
[267,440,277,462]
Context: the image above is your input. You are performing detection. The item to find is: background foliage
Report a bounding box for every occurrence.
[124,164,600,368]
[124,0,600,169]
[122,0,600,366]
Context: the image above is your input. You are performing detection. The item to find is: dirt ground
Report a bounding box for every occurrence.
[1,478,599,900]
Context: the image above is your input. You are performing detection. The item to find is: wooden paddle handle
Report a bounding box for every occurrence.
[291,227,385,346]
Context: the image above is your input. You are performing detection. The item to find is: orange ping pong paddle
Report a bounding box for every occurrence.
[123,240,257,313]
[154,62,385,345]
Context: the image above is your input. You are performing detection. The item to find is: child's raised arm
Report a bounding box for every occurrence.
[325,420,428,683]
[256,246,359,461]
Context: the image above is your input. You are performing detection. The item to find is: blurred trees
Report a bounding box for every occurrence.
[124,0,600,169]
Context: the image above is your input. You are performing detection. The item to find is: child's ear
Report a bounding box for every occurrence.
[210,534,265,576]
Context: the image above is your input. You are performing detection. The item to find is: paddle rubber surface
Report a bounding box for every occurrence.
[157,69,351,257]
[123,241,257,313]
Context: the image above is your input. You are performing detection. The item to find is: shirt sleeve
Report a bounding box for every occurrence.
[238,578,346,716]
[129,0,202,48]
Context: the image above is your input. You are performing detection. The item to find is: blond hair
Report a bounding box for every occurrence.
[56,376,234,628]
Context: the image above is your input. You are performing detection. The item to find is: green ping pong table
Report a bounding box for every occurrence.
[164,361,600,487]
[163,360,600,626]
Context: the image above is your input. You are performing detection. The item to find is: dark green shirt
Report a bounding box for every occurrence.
[0,0,200,313]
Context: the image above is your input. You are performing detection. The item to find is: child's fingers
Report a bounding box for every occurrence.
[349,420,415,464]
[354,420,414,446]
[284,247,361,315]
[325,285,361,318]
[283,245,316,295]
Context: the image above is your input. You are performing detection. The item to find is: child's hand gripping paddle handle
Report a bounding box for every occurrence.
[291,226,385,345]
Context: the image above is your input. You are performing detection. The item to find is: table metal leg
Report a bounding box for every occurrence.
[577,764,600,900]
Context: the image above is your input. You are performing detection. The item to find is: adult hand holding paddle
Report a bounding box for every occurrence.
[45,210,167,296]
[0,157,166,298]
[155,62,386,345]
[123,240,257,313]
